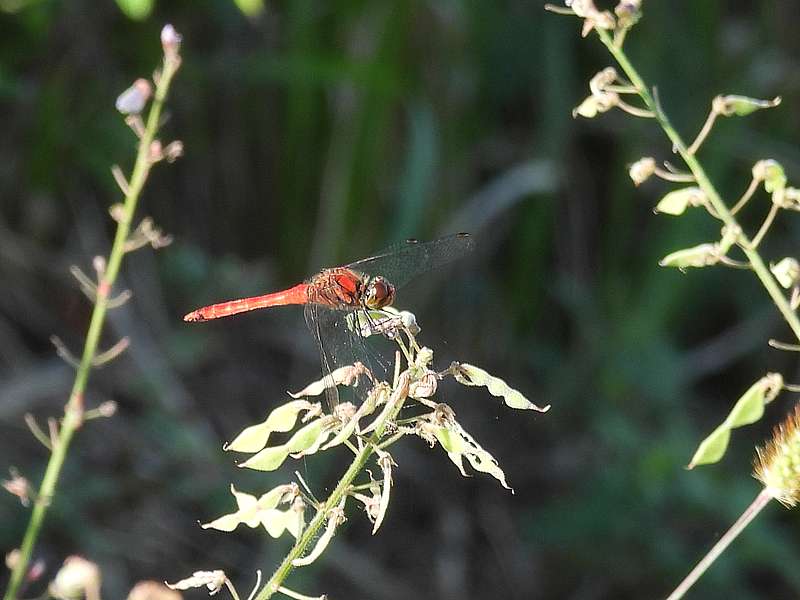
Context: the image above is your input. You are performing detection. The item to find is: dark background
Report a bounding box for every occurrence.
[2,1,800,598]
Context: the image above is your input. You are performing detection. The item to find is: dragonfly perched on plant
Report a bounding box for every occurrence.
[184,233,475,408]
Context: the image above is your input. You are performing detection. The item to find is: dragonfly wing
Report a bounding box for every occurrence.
[304,303,340,411]
[344,232,474,289]
[303,303,390,411]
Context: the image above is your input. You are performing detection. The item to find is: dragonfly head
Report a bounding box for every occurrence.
[363,276,395,310]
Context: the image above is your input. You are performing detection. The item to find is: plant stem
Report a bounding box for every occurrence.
[665,488,773,600]
[253,376,410,600]
[596,29,800,344]
[3,57,180,600]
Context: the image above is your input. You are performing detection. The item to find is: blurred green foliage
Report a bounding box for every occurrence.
[1,1,800,598]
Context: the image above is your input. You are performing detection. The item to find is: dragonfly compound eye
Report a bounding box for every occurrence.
[365,277,395,309]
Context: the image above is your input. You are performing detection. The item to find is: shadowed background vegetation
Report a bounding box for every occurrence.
[2,1,800,598]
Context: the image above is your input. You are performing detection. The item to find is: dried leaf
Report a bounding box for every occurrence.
[239,418,334,471]
[292,501,345,567]
[289,364,368,398]
[225,400,314,453]
[454,364,549,412]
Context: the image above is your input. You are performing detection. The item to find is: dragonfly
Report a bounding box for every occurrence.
[184,232,474,409]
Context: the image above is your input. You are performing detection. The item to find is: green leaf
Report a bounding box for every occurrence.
[233,0,264,17]
[115,0,153,20]
[202,484,297,531]
[688,425,731,469]
[687,373,782,468]
[238,418,333,471]
[261,507,303,539]
[435,426,466,454]
[761,160,787,194]
[658,243,718,269]
[725,380,767,427]
[286,419,327,453]
[239,446,290,472]
[717,94,781,117]
[453,363,550,412]
[225,400,314,453]
[654,187,705,216]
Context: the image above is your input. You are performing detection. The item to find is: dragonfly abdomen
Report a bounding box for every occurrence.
[183,283,309,321]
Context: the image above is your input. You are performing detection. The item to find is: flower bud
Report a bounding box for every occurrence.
[160,24,182,58]
[752,159,786,194]
[115,78,152,115]
[629,157,656,187]
[2,469,31,506]
[127,581,182,600]
[654,187,706,215]
[771,257,800,289]
[589,67,617,95]
[659,243,720,269]
[714,94,781,117]
[49,556,101,600]
[409,372,438,399]
[615,0,642,29]
[573,92,618,118]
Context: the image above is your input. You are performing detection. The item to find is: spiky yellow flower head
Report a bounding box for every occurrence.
[754,404,800,507]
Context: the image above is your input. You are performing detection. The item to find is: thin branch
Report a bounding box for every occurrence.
[616,98,655,118]
[253,376,410,600]
[595,28,800,344]
[91,337,130,367]
[687,107,720,155]
[3,31,182,600]
[110,165,130,195]
[653,165,695,183]
[769,339,800,351]
[731,176,760,215]
[666,489,773,600]
[750,202,780,249]
[24,415,52,451]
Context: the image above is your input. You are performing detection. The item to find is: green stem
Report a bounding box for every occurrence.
[254,377,410,600]
[596,29,800,343]
[3,56,180,600]
[665,488,773,600]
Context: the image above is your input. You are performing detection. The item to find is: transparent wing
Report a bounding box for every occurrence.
[304,303,340,411]
[303,303,390,411]
[344,232,474,289]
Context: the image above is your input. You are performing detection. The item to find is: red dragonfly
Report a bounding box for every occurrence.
[184,233,474,408]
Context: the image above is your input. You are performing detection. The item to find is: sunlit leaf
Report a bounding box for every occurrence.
[202,484,297,532]
[225,400,314,453]
[688,425,731,469]
[659,243,719,269]
[453,363,550,412]
[688,374,783,468]
[716,94,781,117]
[432,422,512,491]
[654,187,705,216]
[115,0,153,20]
[289,363,369,398]
[233,0,264,17]
[239,418,333,471]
